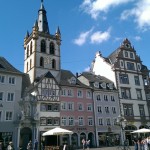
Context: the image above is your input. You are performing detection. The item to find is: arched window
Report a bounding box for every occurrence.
[41,40,46,53]
[52,59,56,69]
[30,59,32,69]
[30,41,32,55]
[50,42,55,54]
[40,57,44,67]
[27,46,29,58]
[26,62,28,72]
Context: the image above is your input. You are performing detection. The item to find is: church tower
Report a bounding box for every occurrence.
[24,1,61,83]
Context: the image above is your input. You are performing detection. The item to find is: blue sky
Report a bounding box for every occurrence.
[0,0,150,74]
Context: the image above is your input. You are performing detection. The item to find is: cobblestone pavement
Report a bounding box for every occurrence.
[77,146,134,150]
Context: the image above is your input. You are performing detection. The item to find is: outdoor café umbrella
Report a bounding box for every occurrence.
[42,127,73,146]
[131,128,150,133]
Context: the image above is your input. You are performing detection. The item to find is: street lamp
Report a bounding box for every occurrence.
[117,115,127,148]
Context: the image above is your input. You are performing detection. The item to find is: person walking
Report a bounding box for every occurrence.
[7,142,14,150]
[86,140,90,150]
[133,139,138,150]
[82,138,86,150]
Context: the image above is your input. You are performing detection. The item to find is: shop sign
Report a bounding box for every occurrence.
[76,127,87,131]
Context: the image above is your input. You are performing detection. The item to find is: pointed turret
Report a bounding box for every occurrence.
[55,26,61,45]
[38,0,49,33]
[32,20,39,39]
[24,31,29,48]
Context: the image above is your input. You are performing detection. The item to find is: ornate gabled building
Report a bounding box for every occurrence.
[91,38,150,145]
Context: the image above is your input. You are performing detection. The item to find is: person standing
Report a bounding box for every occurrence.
[82,138,86,150]
[34,139,38,150]
[27,140,32,150]
[133,139,138,150]
[7,142,14,150]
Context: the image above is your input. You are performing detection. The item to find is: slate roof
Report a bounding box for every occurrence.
[0,56,22,74]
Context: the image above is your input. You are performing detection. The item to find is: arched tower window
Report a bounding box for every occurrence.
[52,59,56,69]
[30,59,32,69]
[50,42,55,54]
[27,46,29,58]
[41,40,46,53]
[26,62,28,72]
[30,41,32,55]
[40,57,44,67]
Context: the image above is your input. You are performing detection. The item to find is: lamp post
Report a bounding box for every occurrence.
[117,115,127,149]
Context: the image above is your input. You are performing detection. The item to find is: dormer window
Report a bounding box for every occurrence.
[130,52,134,59]
[125,51,128,57]
[94,82,99,88]
[100,82,106,88]
[70,77,76,84]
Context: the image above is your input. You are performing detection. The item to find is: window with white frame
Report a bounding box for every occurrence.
[61,117,67,126]
[61,89,66,96]
[96,95,101,101]
[106,118,111,125]
[112,107,116,114]
[97,106,102,113]
[68,102,74,111]
[0,75,5,83]
[121,88,131,99]
[7,93,14,101]
[123,104,133,116]
[68,89,73,97]
[105,106,109,114]
[40,117,46,125]
[134,76,140,85]
[0,111,2,121]
[87,104,92,111]
[127,62,135,70]
[98,118,103,125]
[78,103,83,111]
[119,74,129,84]
[61,102,67,110]
[5,111,13,121]
[104,95,108,101]
[54,118,59,125]
[113,118,117,125]
[88,117,93,126]
[86,90,92,99]
[47,118,53,125]
[47,104,52,111]
[8,77,15,85]
[139,105,145,116]
[68,117,74,126]
[0,92,4,101]
[110,95,115,101]
[78,117,84,126]
[136,89,142,100]
[77,90,83,98]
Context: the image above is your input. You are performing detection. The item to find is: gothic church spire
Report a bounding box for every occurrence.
[38,0,49,33]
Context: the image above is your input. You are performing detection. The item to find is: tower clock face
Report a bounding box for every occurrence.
[44,57,52,65]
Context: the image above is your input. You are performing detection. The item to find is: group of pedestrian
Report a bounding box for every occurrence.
[27,139,38,150]
[82,138,90,150]
[133,136,150,150]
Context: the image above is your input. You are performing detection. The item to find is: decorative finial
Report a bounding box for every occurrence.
[41,0,43,3]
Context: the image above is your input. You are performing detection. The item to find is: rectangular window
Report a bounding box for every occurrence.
[98,118,103,125]
[0,92,4,101]
[106,118,111,125]
[121,88,131,99]
[127,62,135,70]
[111,95,115,101]
[134,76,140,85]
[86,91,92,99]
[7,93,14,101]
[61,89,66,96]
[77,90,83,98]
[8,77,15,84]
[136,89,142,100]
[104,95,108,101]
[87,104,92,111]
[40,104,46,111]
[105,106,109,114]
[139,105,145,116]
[97,106,102,113]
[78,103,83,111]
[88,117,93,126]
[61,102,67,110]
[68,117,74,126]
[78,117,83,126]
[0,111,2,121]
[47,104,52,111]
[40,118,46,125]
[112,107,116,114]
[113,118,117,125]
[96,95,101,101]
[123,104,133,116]
[0,75,5,83]
[119,74,129,84]
[5,111,13,121]
[54,118,59,125]
[68,102,74,111]
[68,89,73,97]
[61,117,67,126]
[47,118,52,125]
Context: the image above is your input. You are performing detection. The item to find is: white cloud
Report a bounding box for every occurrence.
[134,36,141,41]
[80,0,131,19]
[121,0,150,30]
[90,28,111,44]
[73,28,93,46]
[84,66,90,72]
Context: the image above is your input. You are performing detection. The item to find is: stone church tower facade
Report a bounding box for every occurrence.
[24,1,61,83]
